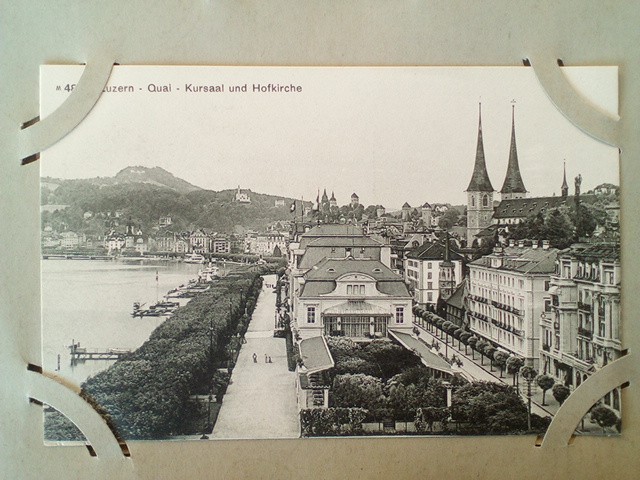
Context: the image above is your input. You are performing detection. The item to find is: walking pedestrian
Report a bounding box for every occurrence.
[268,356,272,363]
[265,354,268,363]
[252,353,257,363]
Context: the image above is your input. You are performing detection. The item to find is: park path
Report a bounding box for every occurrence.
[211,274,300,439]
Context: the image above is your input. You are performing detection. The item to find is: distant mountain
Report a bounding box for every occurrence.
[43,166,203,195]
[112,166,203,194]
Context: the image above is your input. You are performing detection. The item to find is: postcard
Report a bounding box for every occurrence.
[38,65,621,441]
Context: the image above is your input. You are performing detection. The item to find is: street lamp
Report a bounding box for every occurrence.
[520,366,538,431]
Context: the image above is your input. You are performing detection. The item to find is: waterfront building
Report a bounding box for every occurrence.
[245,231,288,256]
[211,236,231,254]
[404,241,464,307]
[467,243,558,369]
[190,229,212,254]
[295,257,413,340]
[173,235,190,254]
[155,231,176,252]
[60,231,81,249]
[541,243,621,411]
[104,232,125,253]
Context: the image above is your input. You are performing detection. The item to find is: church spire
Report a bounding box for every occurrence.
[466,103,494,192]
[500,104,527,198]
[561,161,569,197]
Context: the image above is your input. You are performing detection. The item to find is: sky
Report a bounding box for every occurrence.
[40,66,619,209]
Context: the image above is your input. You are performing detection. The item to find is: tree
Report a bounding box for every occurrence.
[536,375,555,406]
[552,384,571,406]
[590,405,618,434]
[438,208,461,229]
[493,351,509,378]
[484,346,496,371]
[475,339,488,365]
[544,207,576,249]
[451,382,527,434]
[506,357,524,387]
[467,336,479,360]
[453,328,464,349]
[459,332,471,354]
[332,374,385,413]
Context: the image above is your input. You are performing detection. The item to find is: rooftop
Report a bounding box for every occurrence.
[560,242,620,262]
[304,257,401,282]
[299,336,334,374]
[470,246,558,274]
[406,241,465,262]
[493,194,598,219]
[388,330,454,375]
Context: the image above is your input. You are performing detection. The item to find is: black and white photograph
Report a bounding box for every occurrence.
[39,65,621,441]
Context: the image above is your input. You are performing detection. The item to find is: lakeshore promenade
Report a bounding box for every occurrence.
[211,274,300,439]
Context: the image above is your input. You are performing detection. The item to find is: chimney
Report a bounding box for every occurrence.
[542,240,550,250]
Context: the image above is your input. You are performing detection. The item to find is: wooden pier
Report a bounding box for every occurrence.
[68,341,131,363]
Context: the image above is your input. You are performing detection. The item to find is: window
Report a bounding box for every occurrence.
[395,307,404,324]
[427,262,432,269]
[544,280,550,291]
[427,272,432,279]
[604,269,614,285]
[544,300,552,312]
[307,306,316,323]
[427,282,433,290]
[427,292,433,302]
[482,194,489,207]
[471,196,475,207]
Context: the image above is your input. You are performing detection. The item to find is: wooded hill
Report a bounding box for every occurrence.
[41,167,306,234]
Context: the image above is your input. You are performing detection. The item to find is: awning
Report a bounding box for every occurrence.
[388,330,453,375]
[299,336,335,374]
[323,301,390,316]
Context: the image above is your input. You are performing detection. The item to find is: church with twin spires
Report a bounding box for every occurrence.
[466,103,528,246]
[464,102,585,246]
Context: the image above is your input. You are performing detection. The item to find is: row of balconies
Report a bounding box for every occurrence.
[470,311,490,323]
[469,294,489,304]
[491,300,522,316]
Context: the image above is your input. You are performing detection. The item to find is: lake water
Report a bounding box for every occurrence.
[41,259,205,386]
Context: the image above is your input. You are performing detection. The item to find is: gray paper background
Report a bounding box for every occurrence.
[1,2,638,479]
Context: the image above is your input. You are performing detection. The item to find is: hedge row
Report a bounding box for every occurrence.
[73,271,265,440]
[300,407,368,436]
